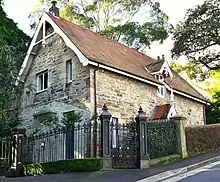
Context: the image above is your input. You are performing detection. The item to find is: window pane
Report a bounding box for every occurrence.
[66,60,72,83]
[44,72,48,89]
[39,74,43,91]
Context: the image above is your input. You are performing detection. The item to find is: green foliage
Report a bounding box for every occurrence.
[204,70,220,124]
[33,0,171,50]
[147,121,177,159]
[170,61,207,81]
[0,1,30,137]
[34,109,59,126]
[24,158,103,176]
[170,62,220,124]
[185,124,220,156]
[206,92,220,124]
[171,0,220,70]
[61,110,82,126]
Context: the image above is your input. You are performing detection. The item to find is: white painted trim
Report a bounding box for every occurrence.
[167,105,177,119]
[90,61,209,104]
[164,82,209,104]
[18,15,46,80]
[88,61,161,87]
[44,13,89,66]
[18,12,89,81]
[173,89,209,105]
[150,61,173,78]
[160,61,173,78]
[34,32,56,46]
[18,12,209,105]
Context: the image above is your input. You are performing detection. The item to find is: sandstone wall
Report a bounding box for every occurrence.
[19,33,91,135]
[92,67,205,126]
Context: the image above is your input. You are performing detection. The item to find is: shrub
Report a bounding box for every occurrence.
[185,124,220,156]
[24,158,103,176]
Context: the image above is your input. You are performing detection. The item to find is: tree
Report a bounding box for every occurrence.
[32,0,171,50]
[205,71,220,124]
[171,0,220,70]
[0,0,30,136]
[170,61,207,81]
[170,61,220,124]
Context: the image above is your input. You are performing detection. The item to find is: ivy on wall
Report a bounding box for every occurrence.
[61,110,82,126]
[34,109,59,126]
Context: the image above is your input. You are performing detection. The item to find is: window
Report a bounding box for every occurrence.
[154,74,164,82]
[26,91,30,107]
[36,71,48,92]
[66,60,73,83]
[112,117,118,148]
[157,85,166,98]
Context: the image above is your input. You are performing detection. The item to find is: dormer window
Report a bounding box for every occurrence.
[154,74,164,82]
[146,60,173,79]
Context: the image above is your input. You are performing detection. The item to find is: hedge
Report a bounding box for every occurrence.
[24,158,103,176]
[185,124,220,156]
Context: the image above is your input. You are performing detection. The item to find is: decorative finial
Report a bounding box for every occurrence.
[138,106,143,113]
[102,103,108,111]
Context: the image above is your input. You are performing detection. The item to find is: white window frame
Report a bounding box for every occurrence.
[66,59,73,83]
[111,117,118,148]
[157,85,166,98]
[36,70,48,93]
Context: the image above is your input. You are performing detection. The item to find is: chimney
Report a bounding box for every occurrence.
[162,54,165,60]
[157,56,160,61]
[49,1,60,17]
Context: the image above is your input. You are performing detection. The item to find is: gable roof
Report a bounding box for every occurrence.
[146,60,165,73]
[151,104,171,120]
[19,12,210,104]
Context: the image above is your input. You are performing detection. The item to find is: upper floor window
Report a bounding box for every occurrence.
[66,60,73,83]
[157,85,166,98]
[36,70,48,92]
[155,74,164,82]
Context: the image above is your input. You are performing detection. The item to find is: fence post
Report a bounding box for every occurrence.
[135,106,149,169]
[99,104,112,170]
[170,116,188,158]
[7,127,26,177]
[66,125,74,159]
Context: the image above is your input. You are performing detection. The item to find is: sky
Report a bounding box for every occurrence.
[2,0,205,61]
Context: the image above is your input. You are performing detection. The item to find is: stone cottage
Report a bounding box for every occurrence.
[17,5,209,133]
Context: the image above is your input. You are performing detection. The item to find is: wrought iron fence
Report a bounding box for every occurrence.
[0,137,12,174]
[24,121,101,164]
[147,121,177,159]
[23,118,178,165]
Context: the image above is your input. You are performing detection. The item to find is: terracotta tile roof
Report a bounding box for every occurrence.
[146,60,165,73]
[152,104,171,120]
[48,13,209,103]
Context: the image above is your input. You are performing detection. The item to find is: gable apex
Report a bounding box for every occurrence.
[18,12,89,82]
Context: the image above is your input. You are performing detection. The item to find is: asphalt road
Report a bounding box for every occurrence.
[163,161,220,182]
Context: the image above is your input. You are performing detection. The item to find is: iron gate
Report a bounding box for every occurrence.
[0,137,12,175]
[110,120,140,169]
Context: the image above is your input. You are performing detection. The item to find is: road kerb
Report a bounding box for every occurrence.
[137,156,220,182]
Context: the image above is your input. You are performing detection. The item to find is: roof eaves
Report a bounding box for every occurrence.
[87,59,163,87]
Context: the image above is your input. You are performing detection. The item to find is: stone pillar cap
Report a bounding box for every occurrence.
[11,126,26,134]
[170,115,186,120]
[100,104,112,119]
[135,106,147,121]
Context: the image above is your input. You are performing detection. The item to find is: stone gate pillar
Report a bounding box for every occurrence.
[99,104,112,170]
[7,127,26,177]
[170,116,188,158]
[135,106,150,169]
